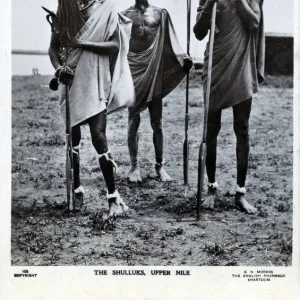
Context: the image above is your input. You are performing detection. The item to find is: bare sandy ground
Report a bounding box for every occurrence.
[11,73,293,266]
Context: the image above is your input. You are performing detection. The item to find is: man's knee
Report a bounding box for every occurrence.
[128,115,141,134]
[150,118,162,132]
[91,130,108,154]
[233,98,252,142]
[234,122,249,142]
[207,114,221,141]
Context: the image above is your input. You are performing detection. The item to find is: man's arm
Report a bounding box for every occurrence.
[48,32,62,70]
[236,0,261,32]
[48,32,74,85]
[64,28,120,55]
[193,0,217,41]
[163,9,193,73]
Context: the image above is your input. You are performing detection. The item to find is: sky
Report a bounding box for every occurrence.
[12,0,294,75]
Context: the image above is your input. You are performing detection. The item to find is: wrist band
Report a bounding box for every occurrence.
[55,65,63,78]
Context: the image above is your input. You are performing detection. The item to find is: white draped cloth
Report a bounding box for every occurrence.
[59,0,135,127]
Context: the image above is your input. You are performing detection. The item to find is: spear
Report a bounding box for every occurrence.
[42,6,75,213]
[183,0,191,197]
[64,49,76,214]
[196,1,218,221]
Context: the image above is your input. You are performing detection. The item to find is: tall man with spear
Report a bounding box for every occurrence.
[194,0,265,214]
[47,0,135,216]
[121,0,193,183]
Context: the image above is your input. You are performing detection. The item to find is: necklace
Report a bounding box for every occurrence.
[78,0,96,11]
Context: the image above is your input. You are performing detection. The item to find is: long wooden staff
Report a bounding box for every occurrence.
[42,7,75,213]
[64,49,75,213]
[183,0,192,196]
[196,2,217,221]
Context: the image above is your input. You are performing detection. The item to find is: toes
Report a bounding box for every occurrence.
[236,202,257,214]
[201,199,215,209]
[128,175,137,183]
[160,175,172,182]
[108,212,121,218]
[128,172,142,183]
[108,202,129,217]
[108,205,122,217]
[128,177,137,183]
[119,200,129,212]
[129,178,141,183]
[247,206,257,214]
[121,204,129,212]
[156,167,172,182]
[108,210,123,218]
[203,204,214,209]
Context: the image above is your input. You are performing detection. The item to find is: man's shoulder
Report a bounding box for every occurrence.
[121,6,134,16]
[149,5,168,14]
[121,5,168,15]
[149,6,163,12]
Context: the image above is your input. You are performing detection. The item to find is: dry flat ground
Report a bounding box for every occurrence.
[11,73,293,266]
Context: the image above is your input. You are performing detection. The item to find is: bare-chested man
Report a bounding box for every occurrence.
[47,0,134,216]
[194,0,265,213]
[121,0,193,183]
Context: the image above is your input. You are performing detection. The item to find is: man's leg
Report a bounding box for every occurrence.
[203,110,222,209]
[233,98,257,214]
[72,125,81,190]
[148,97,172,181]
[89,111,128,217]
[72,125,85,209]
[127,111,142,182]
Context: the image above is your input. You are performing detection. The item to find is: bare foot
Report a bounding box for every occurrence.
[108,201,123,217]
[202,184,218,209]
[235,193,257,214]
[73,186,85,211]
[119,198,129,212]
[128,166,142,183]
[202,196,215,209]
[155,164,172,182]
[107,191,129,217]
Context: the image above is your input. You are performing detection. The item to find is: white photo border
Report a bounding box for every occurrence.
[1,0,299,299]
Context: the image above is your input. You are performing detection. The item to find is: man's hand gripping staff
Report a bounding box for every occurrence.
[42,6,75,90]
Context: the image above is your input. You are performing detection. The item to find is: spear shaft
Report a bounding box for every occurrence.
[196,2,218,221]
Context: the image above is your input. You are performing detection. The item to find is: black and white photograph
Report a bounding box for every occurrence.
[8,0,295,268]
[2,0,300,298]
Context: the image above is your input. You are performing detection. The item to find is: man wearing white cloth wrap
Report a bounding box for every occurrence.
[47,0,135,216]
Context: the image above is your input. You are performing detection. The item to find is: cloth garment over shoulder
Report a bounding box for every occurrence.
[201,0,265,112]
[53,0,135,127]
[126,7,187,116]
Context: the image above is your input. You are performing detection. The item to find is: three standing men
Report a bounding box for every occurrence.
[122,0,193,183]
[47,0,264,216]
[194,0,265,213]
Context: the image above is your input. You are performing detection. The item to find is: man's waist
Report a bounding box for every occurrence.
[129,38,157,53]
